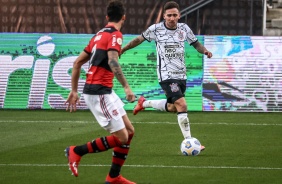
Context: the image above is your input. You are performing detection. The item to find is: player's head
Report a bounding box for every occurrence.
[107,0,126,23]
[163,1,180,29]
[163,1,180,12]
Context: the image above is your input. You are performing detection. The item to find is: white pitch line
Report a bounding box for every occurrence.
[0,120,90,124]
[0,120,281,126]
[133,122,282,126]
[0,163,281,170]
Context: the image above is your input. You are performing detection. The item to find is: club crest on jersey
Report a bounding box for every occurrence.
[112,109,119,116]
[178,31,184,41]
[170,83,179,92]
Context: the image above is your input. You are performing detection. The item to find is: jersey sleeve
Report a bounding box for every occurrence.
[84,36,95,54]
[142,24,156,42]
[184,24,198,45]
[107,31,123,53]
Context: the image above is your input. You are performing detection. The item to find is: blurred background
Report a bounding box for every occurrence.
[1,0,281,36]
[1,0,282,112]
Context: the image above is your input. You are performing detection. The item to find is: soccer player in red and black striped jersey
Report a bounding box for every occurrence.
[64,1,136,183]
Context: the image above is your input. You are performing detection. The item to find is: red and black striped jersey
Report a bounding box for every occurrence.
[83,25,123,95]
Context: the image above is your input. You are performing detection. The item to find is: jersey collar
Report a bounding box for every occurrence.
[106,24,118,31]
[163,21,177,30]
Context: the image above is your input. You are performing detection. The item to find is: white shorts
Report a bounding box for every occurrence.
[83,91,126,133]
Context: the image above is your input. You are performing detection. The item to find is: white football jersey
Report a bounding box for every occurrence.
[142,22,198,82]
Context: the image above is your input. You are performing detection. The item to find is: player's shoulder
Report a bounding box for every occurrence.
[177,23,192,31]
[177,23,190,28]
[148,22,165,30]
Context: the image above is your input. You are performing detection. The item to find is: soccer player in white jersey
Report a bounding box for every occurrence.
[121,1,212,151]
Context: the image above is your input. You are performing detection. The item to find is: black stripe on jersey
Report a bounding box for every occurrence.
[190,40,198,46]
[141,33,150,42]
[84,49,91,55]
[89,48,111,70]
[83,84,111,94]
[108,48,119,52]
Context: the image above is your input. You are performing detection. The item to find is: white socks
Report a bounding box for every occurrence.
[143,99,191,138]
[177,113,191,138]
[143,99,167,111]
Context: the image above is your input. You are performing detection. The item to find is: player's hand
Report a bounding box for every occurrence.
[64,91,80,112]
[124,87,135,103]
[119,48,125,59]
[120,48,126,55]
[204,51,213,58]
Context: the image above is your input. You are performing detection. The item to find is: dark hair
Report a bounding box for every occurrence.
[107,0,125,22]
[163,1,180,12]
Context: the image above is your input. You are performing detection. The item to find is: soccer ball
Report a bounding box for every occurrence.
[180,137,201,156]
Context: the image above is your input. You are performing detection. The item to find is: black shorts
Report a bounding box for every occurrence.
[159,79,186,104]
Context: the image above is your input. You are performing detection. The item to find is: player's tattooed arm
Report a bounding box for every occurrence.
[192,41,207,53]
[121,35,145,54]
[108,50,135,102]
[192,41,213,58]
[108,50,129,88]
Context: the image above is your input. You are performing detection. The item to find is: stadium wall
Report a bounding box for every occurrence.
[0,33,281,112]
[0,0,263,36]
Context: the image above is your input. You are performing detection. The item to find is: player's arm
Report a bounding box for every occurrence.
[65,51,90,112]
[71,51,90,92]
[192,41,213,58]
[108,50,135,102]
[121,35,145,54]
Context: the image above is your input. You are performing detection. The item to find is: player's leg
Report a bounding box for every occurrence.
[133,97,168,115]
[132,96,146,115]
[133,95,177,115]
[156,80,191,138]
[106,113,135,184]
[89,92,135,183]
[143,99,168,111]
[105,91,135,183]
[173,97,191,138]
[65,93,130,178]
[172,89,205,151]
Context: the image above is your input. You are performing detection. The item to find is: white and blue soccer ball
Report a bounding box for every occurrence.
[180,137,201,156]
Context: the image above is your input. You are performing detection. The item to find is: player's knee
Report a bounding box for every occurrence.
[167,103,177,112]
[173,97,187,111]
[118,136,129,145]
[118,132,135,145]
[127,126,135,135]
[117,129,135,144]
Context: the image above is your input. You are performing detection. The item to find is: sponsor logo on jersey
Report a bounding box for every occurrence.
[94,35,102,42]
[164,45,180,48]
[112,35,117,46]
[164,44,184,59]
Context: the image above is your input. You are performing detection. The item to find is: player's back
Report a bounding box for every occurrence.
[83,26,123,95]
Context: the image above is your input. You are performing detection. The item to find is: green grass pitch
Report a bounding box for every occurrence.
[0,110,281,184]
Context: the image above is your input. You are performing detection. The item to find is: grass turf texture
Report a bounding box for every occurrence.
[0,110,281,184]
